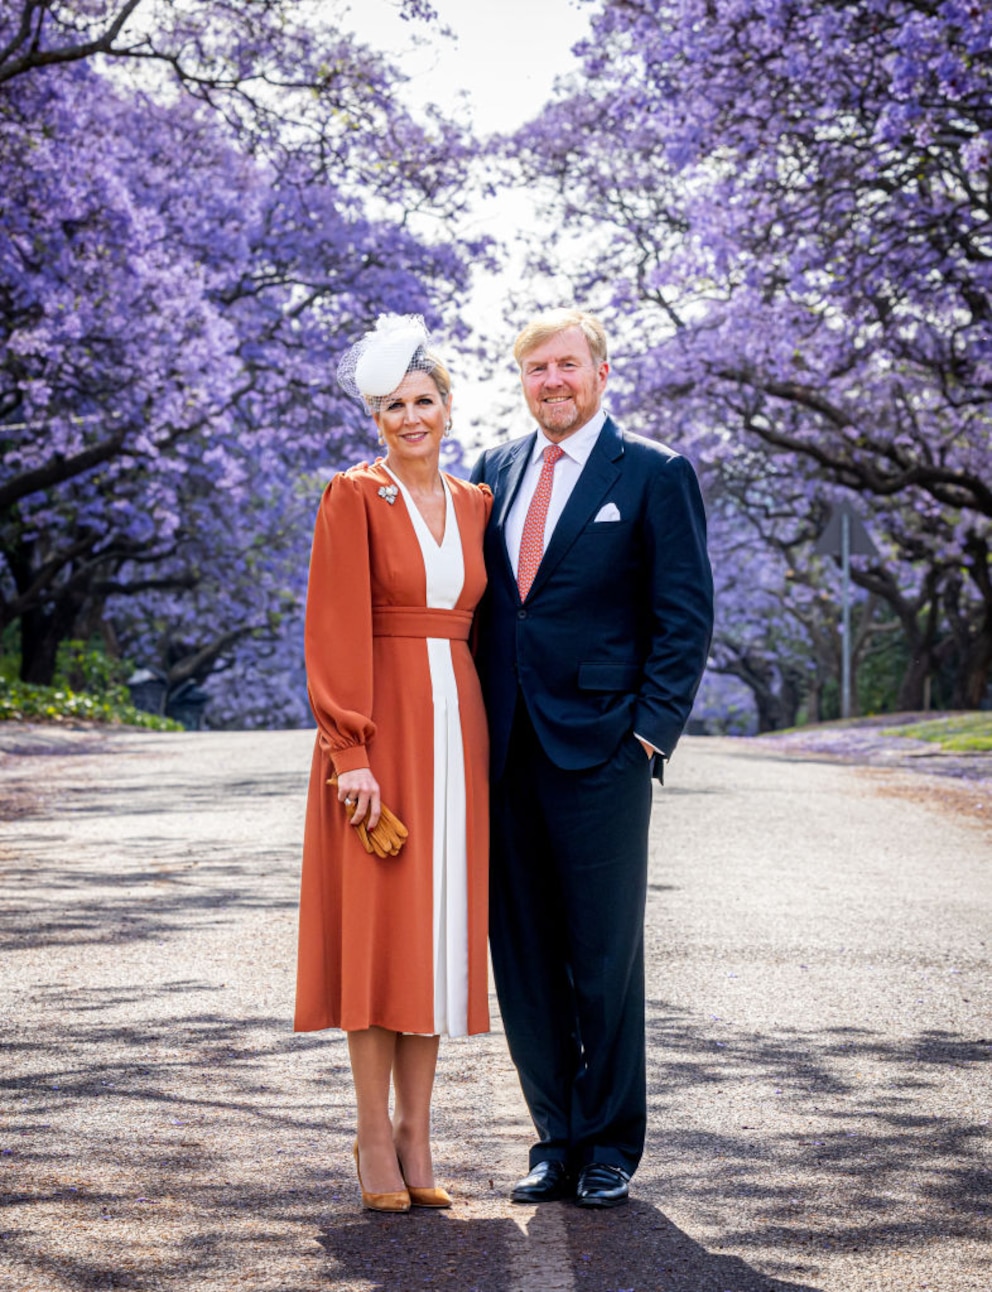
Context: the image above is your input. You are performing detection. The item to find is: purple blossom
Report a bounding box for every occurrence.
[502,0,992,721]
[0,1,485,721]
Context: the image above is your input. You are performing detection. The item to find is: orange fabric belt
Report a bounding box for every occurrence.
[372,606,472,641]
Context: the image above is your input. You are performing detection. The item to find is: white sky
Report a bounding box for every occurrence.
[343,0,590,135]
[340,0,593,447]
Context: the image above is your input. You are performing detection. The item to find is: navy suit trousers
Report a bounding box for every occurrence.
[490,697,654,1177]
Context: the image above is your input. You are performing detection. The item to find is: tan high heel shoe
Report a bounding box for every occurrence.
[353,1141,410,1213]
[397,1150,453,1208]
[406,1182,453,1209]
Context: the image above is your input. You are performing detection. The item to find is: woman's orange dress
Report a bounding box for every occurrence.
[294,461,492,1037]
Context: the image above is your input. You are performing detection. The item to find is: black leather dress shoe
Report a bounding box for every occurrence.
[574,1163,630,1208]
[511,1160,575,1204]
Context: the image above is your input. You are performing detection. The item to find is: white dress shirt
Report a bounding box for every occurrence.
[505,408,608,580]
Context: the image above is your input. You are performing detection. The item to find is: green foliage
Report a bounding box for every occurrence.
[0,677,181,730]
[0,640,180,730]
[813,621,913,721]
[55,639,131,698]
[856,628,909,716]
[819,678,840,723]
[0,623,19,681]
[881,714,992,752]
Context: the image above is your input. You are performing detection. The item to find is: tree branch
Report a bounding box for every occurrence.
[0,0,146,84]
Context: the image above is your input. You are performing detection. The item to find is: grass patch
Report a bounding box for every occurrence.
[879,712,992,752]
[0,678,181,731]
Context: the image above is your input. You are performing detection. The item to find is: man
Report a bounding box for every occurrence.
[470,309,713,1208]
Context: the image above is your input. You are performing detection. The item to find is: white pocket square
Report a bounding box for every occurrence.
[594,502,621,522]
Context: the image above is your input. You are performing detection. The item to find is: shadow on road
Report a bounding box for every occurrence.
[0,766,302,952]
[2,727,989,1288]
[2,999,989,1288]
[316,1200,819,1290]
[640,1006,991,1258]
[0,857,297,952]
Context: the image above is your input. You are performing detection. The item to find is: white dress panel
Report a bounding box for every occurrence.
[384,468,469,1037]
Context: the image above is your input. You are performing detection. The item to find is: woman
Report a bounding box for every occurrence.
[294,314,491,1213]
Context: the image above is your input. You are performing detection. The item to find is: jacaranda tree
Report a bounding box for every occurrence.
[507,0,992,721]
[0,0,483,724]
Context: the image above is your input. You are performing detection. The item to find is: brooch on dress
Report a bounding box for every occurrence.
[377,484,398,505]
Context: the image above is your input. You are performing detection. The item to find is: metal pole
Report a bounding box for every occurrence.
[841,510,851,719]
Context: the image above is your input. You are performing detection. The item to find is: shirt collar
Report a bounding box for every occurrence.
[530,407,608,466]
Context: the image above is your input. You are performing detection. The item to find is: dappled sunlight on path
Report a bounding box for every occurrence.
[0,727,988,1289]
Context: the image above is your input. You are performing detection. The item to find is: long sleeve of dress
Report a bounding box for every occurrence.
[304,472,377,775]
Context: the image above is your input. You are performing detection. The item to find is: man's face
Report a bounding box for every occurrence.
[519,327,608,441]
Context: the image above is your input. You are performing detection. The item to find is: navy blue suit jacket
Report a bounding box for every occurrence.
[470,417,714,782]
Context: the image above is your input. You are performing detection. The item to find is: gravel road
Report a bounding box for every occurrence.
[0,724,989,1292]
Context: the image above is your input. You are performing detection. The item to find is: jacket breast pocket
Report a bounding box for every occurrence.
[580,518,633,536]
[577,662,642,692]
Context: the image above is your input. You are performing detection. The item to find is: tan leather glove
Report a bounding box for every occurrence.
[327,777,409,858]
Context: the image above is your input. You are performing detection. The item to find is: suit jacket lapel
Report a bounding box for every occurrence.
[525,417,624,600]
[494,434,535,528]
[493,433,536,590]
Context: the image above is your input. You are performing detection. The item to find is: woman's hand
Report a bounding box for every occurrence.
[336,767,382,831]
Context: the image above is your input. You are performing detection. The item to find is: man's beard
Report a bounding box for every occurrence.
[537,399,579,434]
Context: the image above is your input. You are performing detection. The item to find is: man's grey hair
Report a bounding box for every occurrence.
[513,309,609,368]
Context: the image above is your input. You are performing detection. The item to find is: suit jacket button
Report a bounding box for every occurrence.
[517,609,527,619]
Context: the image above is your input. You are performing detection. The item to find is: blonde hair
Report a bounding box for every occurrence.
[425,352,453,401]
[513,309,609,368]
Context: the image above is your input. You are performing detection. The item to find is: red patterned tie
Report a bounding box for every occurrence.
[517,444,564,600]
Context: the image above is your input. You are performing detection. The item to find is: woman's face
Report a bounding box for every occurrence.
[373,371,451,468]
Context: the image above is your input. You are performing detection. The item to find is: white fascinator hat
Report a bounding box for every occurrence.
[337,313,438,412]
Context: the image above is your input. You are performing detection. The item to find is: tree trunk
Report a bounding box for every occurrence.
[953,620,992,709]
[727,656,795,732]
[779,665,804,729]
[19,611,62,685]
[954,538,992,709]
[897,652,931,712]
[18,596,85,685]
[852,567,941,716]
